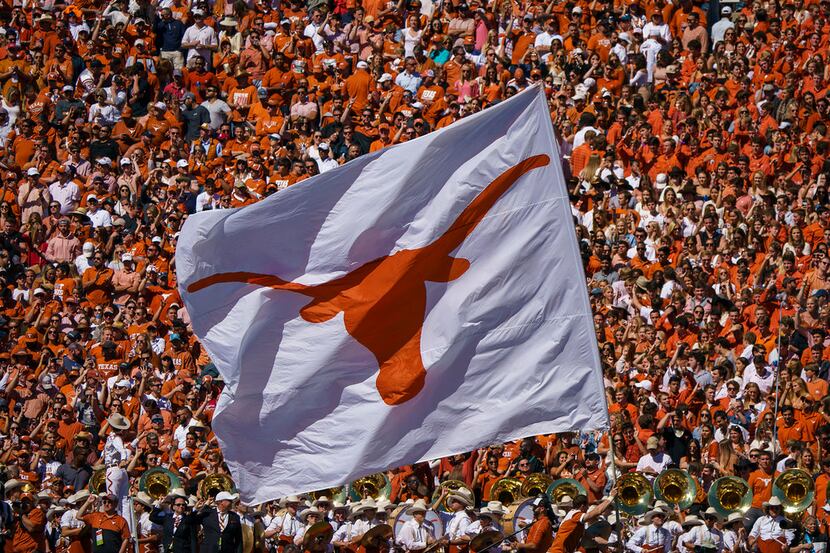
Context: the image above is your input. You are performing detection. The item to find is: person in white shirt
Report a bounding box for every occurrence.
[636,436,672,479]
[133,492,163,550]
[681,508,725,553]
[627,509,672,553]
[85,195,113,228]
[316,143,340,173]
[444,489,473,551]
[329,503,350,532]
[397,500,438,551]
[711,6,735,46]
[181,10,218,67]
[264,495,303,541]
[721,512,746,553]
[748,498,794,553]
[350,499,381,543]
[465,502,506,537]
[294,508,324,545]
[641,11,671,44]
[60,490,90,553]
[677,515,704,547]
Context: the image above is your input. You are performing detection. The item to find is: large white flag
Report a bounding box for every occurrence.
[176,86,606,504]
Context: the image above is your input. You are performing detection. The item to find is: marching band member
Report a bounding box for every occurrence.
[132,492,163,553]
[331,502,355,551]
[397,500,437,552]
[681,508,724,553]
[465,502,506,537]
[350,499,381,544]
[313,498,333,522]
[330,503,350,533]
[444,489,474,553]
[677,516,704,548]
[296,509,325,545]
[748,498,794,553]
[510,496,554,553]
[264,496,304,542]
[550,492,616,553]
[626,508,672,553]
[721,513,747,553]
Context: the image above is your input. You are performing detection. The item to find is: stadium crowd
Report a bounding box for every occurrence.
[0,0,827,551]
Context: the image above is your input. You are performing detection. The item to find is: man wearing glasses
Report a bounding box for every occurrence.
[150,490,198,553]
[76,494,131,553]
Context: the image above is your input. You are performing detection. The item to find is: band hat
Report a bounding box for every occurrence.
[215,491,239,503]
[134,492,154,508]
[483,501,507,516]
[165,488,188,502]
[643,509,667,524]
[311,496,332,507]
[406,499,428,515]
[351,498,379,516]
[107,413,130,430]
[703,507,723,521]
[280,495,302,507]
[552,495,573,517]
[681,515,703,528]
[300,507,323,522]
[67,489,91,504]
[5,479,24,492]
[763,497,783,508]
[726,512,744,524]
[447,488,474,508]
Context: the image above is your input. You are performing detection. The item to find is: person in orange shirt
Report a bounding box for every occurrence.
[511,497,553,553]
[745,450,777,531]
[82,251,114,307]
[549,493,616,553]
[344,61,373,111]
[11,491,47,553]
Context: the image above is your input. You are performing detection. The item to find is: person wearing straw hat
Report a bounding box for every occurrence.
[748,497,794,553]
[264,495,302,542]
[294,508,324,545]
[680,508,724,553]
[677,515,703,546]
[443,488,473,553]
[132,492,163,553]
[721,512,746,553]
[549,492,616,553]
[61,489,91,553]
[626,508,672,553]
[397,500,437,552]
[330,502,350,532]
[149,488,199,553]
[466,502,507,536]
[349,498,381,545]
[331,502,357,549]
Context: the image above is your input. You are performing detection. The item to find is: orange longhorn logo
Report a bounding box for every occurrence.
[187,155,550,405]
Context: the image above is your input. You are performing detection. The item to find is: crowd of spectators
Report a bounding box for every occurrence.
[0,0,828,550]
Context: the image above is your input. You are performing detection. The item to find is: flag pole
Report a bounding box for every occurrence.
[600,385,624,552]
[128,496,140,553]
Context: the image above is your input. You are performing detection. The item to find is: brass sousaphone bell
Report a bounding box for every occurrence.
[546,478,587,505]
[140,467,183,501]
[616,472,653,516]
[489,478,523,505]
[432,480,468,512]
[308,487,348,504]
[773,469,815,514]
[521,474,554,499]
[198,473,236,500]
[707,476,752,517]
[653,469,698,509]
[88,469,107,494]
[348,473,391,501]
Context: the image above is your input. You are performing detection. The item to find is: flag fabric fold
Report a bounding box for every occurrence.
[176,86,607,504]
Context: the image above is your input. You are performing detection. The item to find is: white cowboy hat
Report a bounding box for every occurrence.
[300,507,323,522]
[279,495,302,507]
[406,499,429,515]
[311,496,331,507]
[703,507,723,521]
[165,488,187,502]
[726,512,744,525]
[332,501,349,512]
[763,497,783,508]
[215,491,239,503]
[681,515,703,528]
[447,488,474,508]
[107,413,130,431]
[553,495,574,517]
[483,501,507,516]
[67,489,91,504]
[133,492,154,508]
[643,509,667,524]
[4,479,24,492]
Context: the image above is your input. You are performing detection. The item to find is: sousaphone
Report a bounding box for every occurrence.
[653,469,697,509]
[432,480,468,512]
[140,467,182,500]
[773,469,815,514]
[707,476,752,517]
[88,469,107,494]
[489,478,523,505]
[198,473,236,500]
[615,472,652,516]
[545,478,586,505]
[520,474,553,499]
[348,473,391,501]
